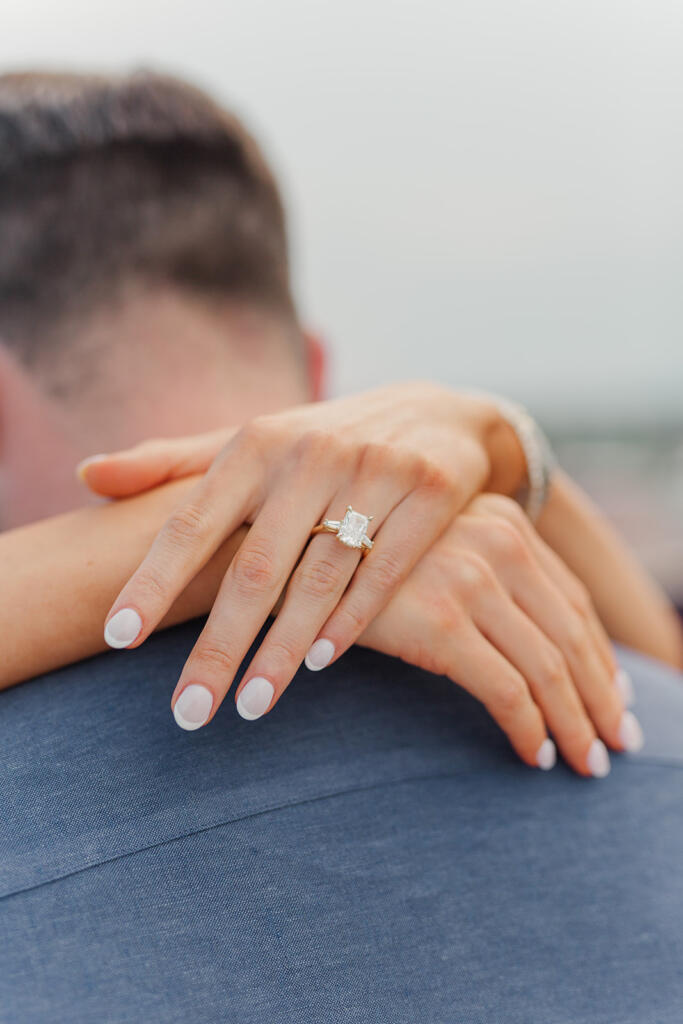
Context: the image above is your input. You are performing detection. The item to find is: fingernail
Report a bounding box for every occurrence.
[614,668,635,707]
[173,684,213,731]
[237,676,274,720]
[587,738,611,778]
[619,710,644,752]
[305,638,335,672]
[104,608,142,649]
[76,453,107,481]
[536,738,557,771]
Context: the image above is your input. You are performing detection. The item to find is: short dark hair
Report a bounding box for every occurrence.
[0,70,297,366]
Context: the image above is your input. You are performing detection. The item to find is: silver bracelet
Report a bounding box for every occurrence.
[492,397,557,522]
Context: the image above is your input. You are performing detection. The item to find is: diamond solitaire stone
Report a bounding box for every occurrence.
[337,507,370,548]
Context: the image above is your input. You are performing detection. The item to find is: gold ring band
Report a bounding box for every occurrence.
[310,506,374,557]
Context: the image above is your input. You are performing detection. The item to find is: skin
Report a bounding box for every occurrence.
[82,383,679,775]
[0,286,321,528]
[0,468,643,775]
[1,291,680,777]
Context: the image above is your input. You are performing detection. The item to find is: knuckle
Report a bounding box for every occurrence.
[237,417,274,453]
[230,541,277,595]
[414,455,461,501]
[134,565,171,604]
[194,638,236,678]
[366,551,404,594]
[428,596,468,641]
[357,440,394,476]
[536,646,569,690]
[451,550,496,600]
[492,676,528,718]
[336,601,366,637]
[164,502,210,547]
[483,517,530,564]
[292,428,334,463]
[563,615,590,661]
[296,556,342,600]
[263,633,301,667]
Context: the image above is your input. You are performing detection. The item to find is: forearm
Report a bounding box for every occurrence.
[537,471,683,669]
[2,445,679,691]
[0,478,242,690]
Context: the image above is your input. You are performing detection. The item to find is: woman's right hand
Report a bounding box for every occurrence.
[356,493,641,777]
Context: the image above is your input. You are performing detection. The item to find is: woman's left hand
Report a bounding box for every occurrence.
[78,383,522,720]
[78,382,633,773]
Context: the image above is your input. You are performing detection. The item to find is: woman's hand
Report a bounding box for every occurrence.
[358,494,640,777]
[81,383,527,709]
[78,383,640,775]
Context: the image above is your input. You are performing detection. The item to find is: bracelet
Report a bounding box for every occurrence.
[491,397,557,522]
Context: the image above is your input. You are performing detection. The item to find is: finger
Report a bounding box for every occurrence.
[78,428,234,497]
[460,505,637,751]
[451,549,608,776]
[507,564,637,754]
[303,471,461,671]
[440,618,553,771]
[470,495,619,681]
[103,437,262,648]
[233,530,366,719]
[234,467,416,715]
[170,482,337,728]
[520,528,623,689]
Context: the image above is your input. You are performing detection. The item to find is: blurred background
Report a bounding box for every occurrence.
[2,0,682,600]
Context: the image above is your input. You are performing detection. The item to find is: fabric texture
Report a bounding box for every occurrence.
[1,621,683,1024]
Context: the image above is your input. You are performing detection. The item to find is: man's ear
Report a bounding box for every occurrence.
[302,329,328,401]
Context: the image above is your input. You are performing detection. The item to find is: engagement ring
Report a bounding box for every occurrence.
[311,506,374,556]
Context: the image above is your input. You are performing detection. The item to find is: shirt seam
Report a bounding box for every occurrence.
[2,755,680,902]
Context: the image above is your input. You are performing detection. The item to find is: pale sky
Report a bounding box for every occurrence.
[2,0,682,424]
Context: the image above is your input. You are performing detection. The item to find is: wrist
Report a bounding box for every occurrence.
[467,394,528,496]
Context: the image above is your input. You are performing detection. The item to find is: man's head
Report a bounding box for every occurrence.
[0,70,323,526]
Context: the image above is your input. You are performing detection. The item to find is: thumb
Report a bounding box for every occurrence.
[76,428,235,498]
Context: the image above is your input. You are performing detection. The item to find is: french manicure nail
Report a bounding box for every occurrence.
[237,677,274,720]
[173,684,213,731]
[587,738,611,778]
[619,710,644,752]
[536,738,557,771]
[305,638,335,672]
[76,453,107,481]
[614,668,635,707]
[104,608,142,649]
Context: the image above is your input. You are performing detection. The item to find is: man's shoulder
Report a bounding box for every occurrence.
[0,620,480,896]
[2,620,683,898]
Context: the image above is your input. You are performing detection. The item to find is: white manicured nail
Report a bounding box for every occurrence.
[76,453,107,480]
[536,738,557,771]
[619,710,644,752]
[237,677,274,720]
[614,668,635,707]
[305,638,335,671]
[587,738,611,778]
[104,608,142,649]
[173,684,213,731]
